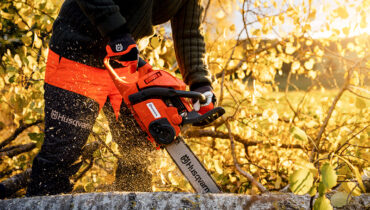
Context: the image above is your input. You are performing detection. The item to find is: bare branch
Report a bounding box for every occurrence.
[311,83,348,162]
[73,158,94,182]
[223,117,268,193]
[335,125,370,154]
[347,85,370,100]
[185,129,304,149]
[218,29,244,105]
[0,141,101,198]
[0,143,36,158]
[0,120,43,149]
[202,0,212,23]
[92,133,122,160]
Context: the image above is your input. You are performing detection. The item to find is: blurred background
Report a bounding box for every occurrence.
[0,0,368,207]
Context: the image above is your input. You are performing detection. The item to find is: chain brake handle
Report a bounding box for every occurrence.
[104,47,155,96]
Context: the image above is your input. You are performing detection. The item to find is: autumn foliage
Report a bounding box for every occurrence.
[0,0,369,209]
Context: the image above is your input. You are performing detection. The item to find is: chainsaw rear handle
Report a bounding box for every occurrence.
[128,87,207,105]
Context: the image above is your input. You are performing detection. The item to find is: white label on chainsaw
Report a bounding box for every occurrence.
[147,102,161,119]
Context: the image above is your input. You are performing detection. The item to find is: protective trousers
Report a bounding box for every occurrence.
[26,51,153,196]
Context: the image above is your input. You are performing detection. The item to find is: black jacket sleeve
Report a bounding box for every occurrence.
[75,0,127,37]
[171,0,212,87]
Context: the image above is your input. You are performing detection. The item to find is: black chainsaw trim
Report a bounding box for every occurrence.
[128,87,206,105]
[182,107,225,126]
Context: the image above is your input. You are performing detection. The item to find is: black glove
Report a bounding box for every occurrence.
[191,84,216,115]
[106,26,138,62]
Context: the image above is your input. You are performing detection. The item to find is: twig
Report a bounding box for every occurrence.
[0,120,43,149]
[202,0,212,23]
[92,133,122,160]
[223,116,268,193]
[12,0,56,20]
[335,125,370,154]
[184,129,303,149]
[0,143,36,158]
[73,158,94,182]
[218,30,244,105]
[347,85,370,100]
[346,144,370,149]
[80,141,100,161]
[347,183,358,205]
[312,81,348,162]
[284,71,298,120]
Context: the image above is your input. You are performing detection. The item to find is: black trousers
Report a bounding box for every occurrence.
[26,83,153,196]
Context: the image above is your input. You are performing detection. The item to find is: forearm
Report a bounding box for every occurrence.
[171,0,212,88]
[76,0,126,37]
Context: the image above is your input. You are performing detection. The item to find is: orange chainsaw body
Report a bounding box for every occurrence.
[105,58,193,148]
[124,70,194,147]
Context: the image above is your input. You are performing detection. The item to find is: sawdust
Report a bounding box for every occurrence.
[104,102,157,192]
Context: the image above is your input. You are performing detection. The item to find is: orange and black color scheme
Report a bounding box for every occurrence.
[104,47,225,148]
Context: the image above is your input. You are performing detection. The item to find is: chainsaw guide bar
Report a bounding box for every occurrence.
[166,136,221,193]
[104,55,224,193]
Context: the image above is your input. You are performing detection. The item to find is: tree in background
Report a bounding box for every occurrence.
[0,0,369,209]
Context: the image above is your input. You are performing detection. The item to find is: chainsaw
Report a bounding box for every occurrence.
[104,46,225,193]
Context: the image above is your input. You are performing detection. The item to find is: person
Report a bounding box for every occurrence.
[26,0,216,196]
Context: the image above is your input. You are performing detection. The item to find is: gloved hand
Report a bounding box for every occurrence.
[106,27,138,72]
[191,84,216,115]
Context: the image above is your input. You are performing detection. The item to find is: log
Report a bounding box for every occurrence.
[0,192,368,209]
[0,169,31,199]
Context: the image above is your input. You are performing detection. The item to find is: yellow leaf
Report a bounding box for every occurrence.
[292,61,301,71]
[275,176,282,189]
[308,8,316,20]
[335,155,366,192]
[254,0,261,7]
[342,27,350,36]
[336,7,349,19]
[290,126,308,142]
[331,191,350,208]
[0,11,13,20]
[279,13,285,22]
[314,196,333,210]
[304,58,314,70]
[14,54,22,68]
[289,168,314,195]
[150,37,160,49]
[308,71,317,79]
[350,71,359,86]
[214,159,223,174]
[34,35,43,48]
[285,43,296,55]
[306,39,313,46]
[168,172,179,185]
[229,24,235,31]
[105,132,112,144]
[321,162,337,189]
[342,182,361,196]
[216,10,225,19]
[360,14,367,29]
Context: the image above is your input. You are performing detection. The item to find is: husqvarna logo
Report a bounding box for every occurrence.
[115,43,123,52]
[147,102,161,119]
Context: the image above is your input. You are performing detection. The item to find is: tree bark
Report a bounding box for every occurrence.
[0,191,368,209]
[0,168,32,199]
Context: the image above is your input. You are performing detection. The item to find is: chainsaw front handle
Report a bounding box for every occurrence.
[128,87,207,105]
